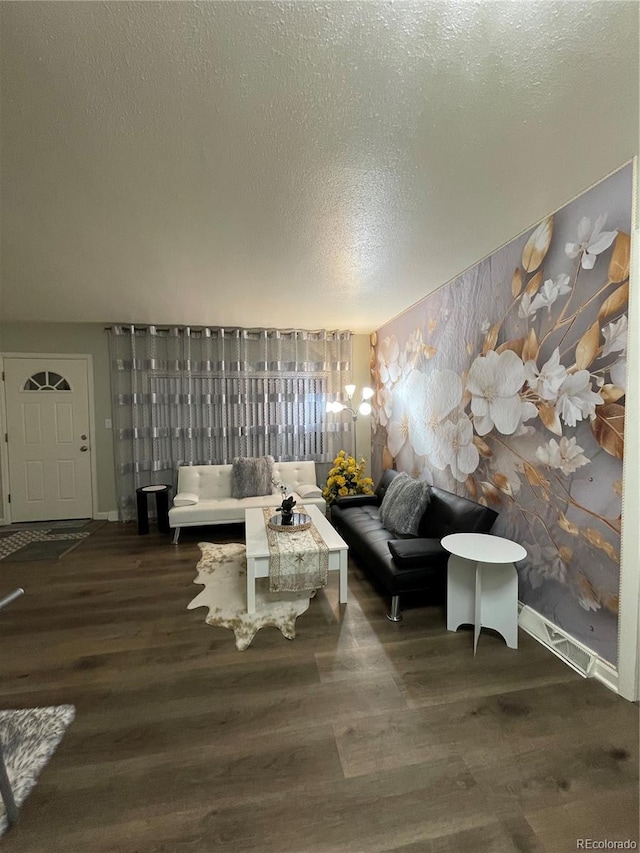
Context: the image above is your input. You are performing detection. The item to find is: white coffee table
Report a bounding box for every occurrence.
[244,504,348,614]
[441,532,526,655]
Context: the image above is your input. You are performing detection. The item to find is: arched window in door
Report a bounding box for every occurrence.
[23,371,71,391]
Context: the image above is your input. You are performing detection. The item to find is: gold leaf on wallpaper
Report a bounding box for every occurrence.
[496,337,525,357]
[524,270,544,297]
[511,267,523,298]
[613,480,623,496]
[558,512,579,536]
[537,402,562,435]
[578,574,600,608]
[603,593,619,615]
[480,481,503,505]
[423,345,437,360]
[428,318,437,334]
[575,320,601,370]
[521,327,539,363]
[521,216,554,273]
[523,462,550,501]
[590,403,624,459]
[466,342,474,355]
[472,435,493,457]
[523,462,550,489]
[465,475,478,500]
[607,231,630,284]
[584,527,618,562]
[382,447,395,471]
[370,331,377,347]
[559,545,573,564]
[598,281,629,321]
[493,473,513,496]
[369,346,379,379]
[482,320,502,355]
[599,384,625,404]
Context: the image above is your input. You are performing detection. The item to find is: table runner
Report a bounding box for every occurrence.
[262,506,329,593]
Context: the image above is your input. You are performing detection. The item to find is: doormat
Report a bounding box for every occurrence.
[0,704,75,836]
[0,520,95,562]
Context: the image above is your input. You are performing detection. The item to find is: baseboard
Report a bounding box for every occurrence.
[592,657,619,693]
[518,603,620,695]
[94,511,119,522]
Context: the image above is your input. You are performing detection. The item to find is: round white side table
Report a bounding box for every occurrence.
[441,533,527,655]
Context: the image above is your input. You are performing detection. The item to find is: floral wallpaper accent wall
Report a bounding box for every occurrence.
[370,163,632,665]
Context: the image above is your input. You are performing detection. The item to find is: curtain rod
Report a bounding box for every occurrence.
[104,325,353,335]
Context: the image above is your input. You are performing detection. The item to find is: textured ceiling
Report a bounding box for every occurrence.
[1,1,638,334]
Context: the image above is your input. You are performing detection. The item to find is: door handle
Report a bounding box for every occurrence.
[80,446,89,452]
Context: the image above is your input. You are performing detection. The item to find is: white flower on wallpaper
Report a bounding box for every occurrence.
[386,381,414,472]
[370,165,632,665]
[405,368,463,469]
[377,335,401,387]
[519,275,572,318]
[556,371,604,428]
[439,414,479,482]
[609,357,626,391]
[524,347,566,401]
[467,350,529,436]
[601,314,627,357]
[565,214,617,269]
[535,436,589,475]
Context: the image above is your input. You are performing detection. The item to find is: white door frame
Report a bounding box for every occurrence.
[0,353,99,525]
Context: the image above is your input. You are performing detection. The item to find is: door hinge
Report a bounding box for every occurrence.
[7,494,10,504]
[1,371,4,381]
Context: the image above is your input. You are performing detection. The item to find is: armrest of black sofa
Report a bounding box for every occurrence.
[333,494,379,509]
[388,538,448,568]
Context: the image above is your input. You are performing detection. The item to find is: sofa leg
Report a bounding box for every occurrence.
[172,527,181,545]
[386,595,402,622]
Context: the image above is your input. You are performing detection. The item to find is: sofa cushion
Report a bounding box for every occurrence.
[231,456,274,499]
[379,473,431,537]
[172,492,199,506]
[388,538,448,569]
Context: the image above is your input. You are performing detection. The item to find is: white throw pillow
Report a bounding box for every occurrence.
[173,492,199,506]
[296,484,322,498]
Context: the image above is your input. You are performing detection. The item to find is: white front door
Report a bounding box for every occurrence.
[4,358,93,521]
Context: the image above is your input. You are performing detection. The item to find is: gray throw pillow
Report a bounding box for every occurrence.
[379,472,431,537]
[231,456,274,499]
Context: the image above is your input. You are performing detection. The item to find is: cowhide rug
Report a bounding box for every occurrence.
[187,542,313,651]
[0,704,75,836]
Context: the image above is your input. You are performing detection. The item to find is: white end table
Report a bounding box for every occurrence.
[441,533,526,655]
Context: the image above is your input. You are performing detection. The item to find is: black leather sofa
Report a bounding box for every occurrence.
[330,469,498,621]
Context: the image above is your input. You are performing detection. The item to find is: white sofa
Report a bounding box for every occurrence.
[168,461,326,543]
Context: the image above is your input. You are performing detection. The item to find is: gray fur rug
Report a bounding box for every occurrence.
[188,542,312,650]
[0,704,75,835]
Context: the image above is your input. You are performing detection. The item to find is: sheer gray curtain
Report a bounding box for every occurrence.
[108,325,352,520]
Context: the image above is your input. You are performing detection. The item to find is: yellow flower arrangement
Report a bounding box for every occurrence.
[323,451,374,505]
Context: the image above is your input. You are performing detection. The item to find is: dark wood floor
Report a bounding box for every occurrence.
[0,521,637,852]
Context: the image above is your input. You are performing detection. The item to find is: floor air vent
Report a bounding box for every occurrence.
[518,605,618,692]
[542,625,596,676]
